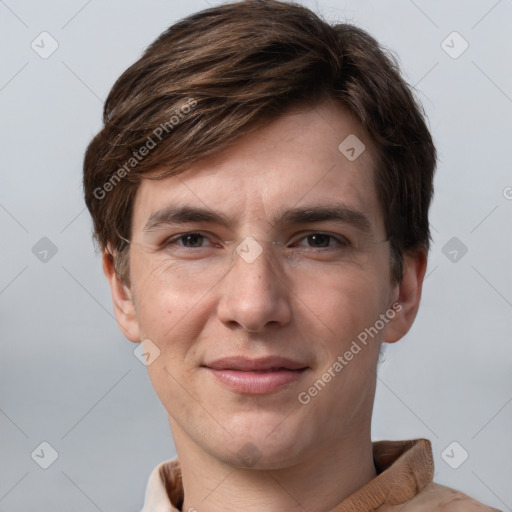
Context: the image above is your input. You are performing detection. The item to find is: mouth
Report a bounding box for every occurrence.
[202,356,309,395]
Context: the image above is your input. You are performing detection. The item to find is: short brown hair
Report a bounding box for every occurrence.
[83,0,436,283]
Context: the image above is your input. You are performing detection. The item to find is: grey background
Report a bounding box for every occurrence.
[1,0,511,510]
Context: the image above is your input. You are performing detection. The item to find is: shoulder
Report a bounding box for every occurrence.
[396,482,502,511]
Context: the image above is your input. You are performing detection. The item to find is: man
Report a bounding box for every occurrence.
[83,1,499,510]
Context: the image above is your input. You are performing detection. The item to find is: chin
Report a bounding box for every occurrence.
[216,440,307,471]
[210,417,311,470]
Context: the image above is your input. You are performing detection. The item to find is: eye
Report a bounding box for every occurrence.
[294,232,350,249]
[163,232,216,249]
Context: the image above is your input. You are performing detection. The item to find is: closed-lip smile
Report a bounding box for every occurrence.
[202,356,309,394]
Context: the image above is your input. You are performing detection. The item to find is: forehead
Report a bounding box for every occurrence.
[132,100,384,235]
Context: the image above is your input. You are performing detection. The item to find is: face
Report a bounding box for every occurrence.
[105,100,425,469]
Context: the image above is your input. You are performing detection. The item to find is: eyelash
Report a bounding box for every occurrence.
[161,232,351,251]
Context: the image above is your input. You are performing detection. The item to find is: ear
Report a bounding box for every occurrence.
[102,251,141,343]
[383,248,427,344]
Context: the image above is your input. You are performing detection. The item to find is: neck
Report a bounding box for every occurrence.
[172,420,377,512]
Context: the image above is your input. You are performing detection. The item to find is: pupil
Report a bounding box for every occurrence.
[309,234,329,247]
[185,234,202,247]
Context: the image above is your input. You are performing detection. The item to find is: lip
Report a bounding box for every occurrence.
[203,356,309,395]
[205,356,307,371]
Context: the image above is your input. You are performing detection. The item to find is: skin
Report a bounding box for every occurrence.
[104,99,427,512]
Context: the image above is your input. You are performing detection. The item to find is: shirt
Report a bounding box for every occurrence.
[140,438,500,511]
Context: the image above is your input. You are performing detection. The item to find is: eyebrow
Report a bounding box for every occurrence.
[143,204,372,234]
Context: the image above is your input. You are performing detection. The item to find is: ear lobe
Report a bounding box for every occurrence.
[102,251,141,343]
[383,249,427,344]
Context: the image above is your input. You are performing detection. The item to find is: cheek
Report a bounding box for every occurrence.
[294,265,388,336]
[129,260,215,384]
[134,270,206,413]
[292,270,386,420]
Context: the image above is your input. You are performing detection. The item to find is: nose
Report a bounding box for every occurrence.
[215,240,292,333]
